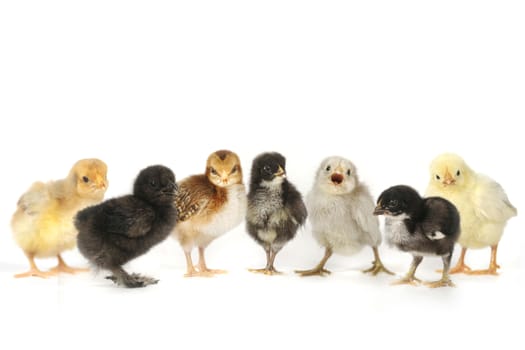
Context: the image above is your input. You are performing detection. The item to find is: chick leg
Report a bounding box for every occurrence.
[197,247,227,275]
[425,253,455,288]
[362,247,394,275]
[295,247,333,277]
[49,254,89,274]
[14,252,53,278]
[448,247,472,274]
[392,256,422,286]
[183,250,213,278]
[106,266,157,288]
[467,245,500,275]
[249,246,282,275]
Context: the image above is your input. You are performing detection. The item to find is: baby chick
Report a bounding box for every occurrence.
[246,152,307,275]
[426,153,517,275]
[75,165,177,288]
[374,185,460,288]
[173,150,246,277]
[296,156,392,277]
[11,158,108,278]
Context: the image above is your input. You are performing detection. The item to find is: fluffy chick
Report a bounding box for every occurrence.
[296,156,392,277]
[246,152,307,275]
[75,165,177,288]
[374,185,460,288]
[173,150,246,277]
[426,153,517,275]
[11,159,108,278]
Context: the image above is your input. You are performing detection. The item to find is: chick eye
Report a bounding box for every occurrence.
[263,165,271,173]
[325,165,331,172]
[82,176,89,183]
[230,166,237,174]
[346,169,351,176]
[150,179,157,187]
[210,168,218,175]
[456,170,461,176]
[389,199,398,207]
[435,174,441,180]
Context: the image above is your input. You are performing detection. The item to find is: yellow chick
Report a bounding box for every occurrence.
[426,153,517,275]
[11,159,108,278]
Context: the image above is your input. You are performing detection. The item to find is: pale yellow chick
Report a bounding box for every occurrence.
[11,159,108,278]
[426,153,517,275]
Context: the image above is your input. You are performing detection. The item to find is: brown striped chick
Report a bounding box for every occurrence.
[173,150,246,277]
[11,159,108,278]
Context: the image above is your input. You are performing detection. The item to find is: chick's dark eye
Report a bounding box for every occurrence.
[230,166,237,174]
[150,180,157,187]
[347,169,351,176]
[210,168,218,175]
[435,174,441,180]
[325,165,331,172]
[263,165,271,173]
[82,176,89,183]
[389,199,398,207]
[456,170,461,176]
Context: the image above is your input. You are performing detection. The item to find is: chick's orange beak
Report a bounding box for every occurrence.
[443,169,456,186]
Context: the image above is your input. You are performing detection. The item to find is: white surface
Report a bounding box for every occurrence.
[0,1,523,349]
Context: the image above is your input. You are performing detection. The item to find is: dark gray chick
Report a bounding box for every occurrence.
[246,152,307,275]
[75,165,178,288]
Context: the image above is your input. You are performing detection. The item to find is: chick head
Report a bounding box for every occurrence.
[374,185,422,219]
[133,165,177,205]
[250,152,286,187]
[70,158,108,200]
[315,156,358,195]
[205,150,243,187]
[429,153,473,190]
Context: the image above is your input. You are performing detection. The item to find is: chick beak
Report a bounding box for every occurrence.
[221,176,229,185]
[275,166,286,178]
[443,170,456,186]
[331,173,344,185]
[373,205,385,216]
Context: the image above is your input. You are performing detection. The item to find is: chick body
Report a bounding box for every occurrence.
[75,165,177,288]
[375,185,460,288]
[246,152,307,275]
[173,150,246,277]
[426,153,517,274]
[297,157,391,276]
[11,159,108,278]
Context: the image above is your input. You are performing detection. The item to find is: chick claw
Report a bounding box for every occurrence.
[248,267,283,276]
[391,276,421,286]
[424,278,455,288]
[295,267,331,277]
[362,260,394,276]
[106,273,158,288]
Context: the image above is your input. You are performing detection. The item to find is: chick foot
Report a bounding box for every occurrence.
[15,268,55,279]
[391,276,421,286]
[362,259,394,276]
[184,270,215,278]
[447,263,471,274]
[424,278,455,288]
[466,267,499,276]
[295,267,331,277]
[106,273,158,288]
[249,267,282,276]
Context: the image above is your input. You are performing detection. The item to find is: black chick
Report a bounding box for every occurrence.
[373,185,460,288]
[246,152,307,275]
[75,165,178,288]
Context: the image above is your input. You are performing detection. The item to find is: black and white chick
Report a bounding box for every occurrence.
[374,185,460,288]
[75,165,178,288]
[246,152,307,275]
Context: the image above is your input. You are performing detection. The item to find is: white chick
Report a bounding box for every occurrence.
[296,156,392,276]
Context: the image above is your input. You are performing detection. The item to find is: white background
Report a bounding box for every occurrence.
[1,1,523,349]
